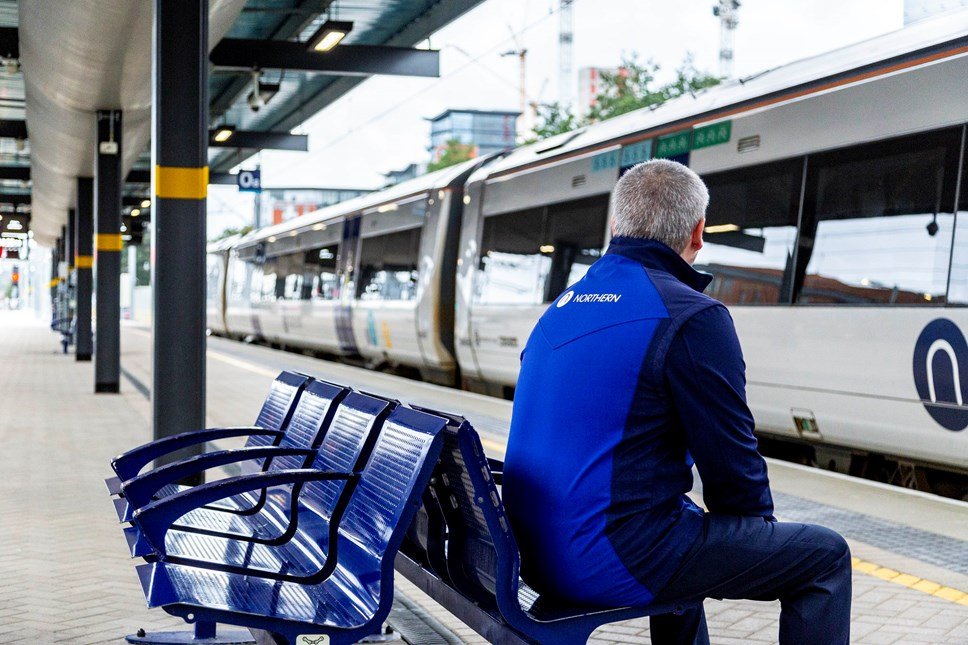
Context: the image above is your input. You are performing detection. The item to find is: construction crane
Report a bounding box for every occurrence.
[713,0,740,78]
[558,0,574,111]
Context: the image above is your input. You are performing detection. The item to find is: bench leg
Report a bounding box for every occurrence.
[124,621,255,644]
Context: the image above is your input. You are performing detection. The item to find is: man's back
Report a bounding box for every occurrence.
[504,236,771,606]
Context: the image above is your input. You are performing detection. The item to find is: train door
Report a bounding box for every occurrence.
[335,214,361,355]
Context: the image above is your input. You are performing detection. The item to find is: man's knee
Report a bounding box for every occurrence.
[809,525,850,564]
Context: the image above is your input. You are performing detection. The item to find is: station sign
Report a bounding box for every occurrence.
[620,140,652,169]
[655,120,732,158]
[237,169,262,193]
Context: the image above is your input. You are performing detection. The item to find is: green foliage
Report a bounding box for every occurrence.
[210,225,253,242]
[427,138,477,172]
[528,54,721,141]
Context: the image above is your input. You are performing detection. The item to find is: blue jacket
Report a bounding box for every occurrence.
[503,236,774,607]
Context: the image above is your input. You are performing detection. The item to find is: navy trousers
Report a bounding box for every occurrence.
[649,514,852,645]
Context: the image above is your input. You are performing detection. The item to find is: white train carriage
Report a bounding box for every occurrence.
[455,15,968,481]
[211,157,493,383]
[208,13,968,491]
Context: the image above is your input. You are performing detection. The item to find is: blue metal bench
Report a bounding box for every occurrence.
[121,379,355,557]
[396,409,694,645]
[127,390,392,573]
[107,370,310,500]
[131,405,447,645]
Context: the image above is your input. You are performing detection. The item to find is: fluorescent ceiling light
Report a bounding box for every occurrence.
[213,126,235,143]
[141,199,151,208]
[705,223,740,234]
[307,20,353,53]
[130,208,141,217]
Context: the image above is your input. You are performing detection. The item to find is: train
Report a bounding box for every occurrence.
[207,15,968,497]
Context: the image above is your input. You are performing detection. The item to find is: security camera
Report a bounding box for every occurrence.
[247,90,265,112]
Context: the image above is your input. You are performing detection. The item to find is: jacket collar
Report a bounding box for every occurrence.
[605,236,712,293]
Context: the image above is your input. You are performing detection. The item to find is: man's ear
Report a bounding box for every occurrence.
[690,218,705,252]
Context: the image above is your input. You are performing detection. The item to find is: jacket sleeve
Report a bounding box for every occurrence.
[664,304,774,519]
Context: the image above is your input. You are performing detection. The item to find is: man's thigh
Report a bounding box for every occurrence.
[653,514,849,603]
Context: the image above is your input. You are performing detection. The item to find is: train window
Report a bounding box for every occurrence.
[696,159,803,305]
[206,255,221,303]
[254,258,278,303]
[475,208,548,305]
[542,196,609,301]
[796,129,960,305]
[948,134,968,304]
[306,244,340,301]
[228,253,251,303]
[356,227,421,301]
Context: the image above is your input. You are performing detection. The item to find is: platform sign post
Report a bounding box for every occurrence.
[150,0,208,472]
[95,110,123,393]
[75,177,94,361]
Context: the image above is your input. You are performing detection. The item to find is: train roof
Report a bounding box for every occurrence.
[481,9,968,179]
[233,155,494,250]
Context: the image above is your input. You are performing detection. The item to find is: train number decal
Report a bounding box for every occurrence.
[913,318,968,431]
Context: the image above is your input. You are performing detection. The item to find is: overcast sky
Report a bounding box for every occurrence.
[208,0,906,235]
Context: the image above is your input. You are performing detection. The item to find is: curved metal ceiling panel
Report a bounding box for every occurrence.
[20,0,245,246]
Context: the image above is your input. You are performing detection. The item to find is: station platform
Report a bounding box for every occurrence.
[3,309,968,644]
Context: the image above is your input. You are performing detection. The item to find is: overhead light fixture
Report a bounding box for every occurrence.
[307,20,353,53]
[130,208,141,217]
[4,58,19,74]
[15,138,25,152]
[704,223,740,234]
[213,125,235,143]
[140,199,151,208]
[8,219,22,230]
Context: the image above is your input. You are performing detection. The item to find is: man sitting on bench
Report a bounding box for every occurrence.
[503,159,852,645]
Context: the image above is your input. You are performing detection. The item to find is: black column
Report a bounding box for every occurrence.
[152,0,208,467]
[95,110,123,393]
[50,236,59,323]
[75,177,94,361]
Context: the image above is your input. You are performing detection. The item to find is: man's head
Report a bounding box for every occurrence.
[611,159,709,264]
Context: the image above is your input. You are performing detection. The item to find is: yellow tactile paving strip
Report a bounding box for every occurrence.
[853,557,968,606]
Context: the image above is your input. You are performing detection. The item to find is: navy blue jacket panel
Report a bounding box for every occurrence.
[504,236,773,607]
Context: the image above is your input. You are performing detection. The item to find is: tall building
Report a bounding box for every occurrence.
[578,66,619,112]
[259,187,372,226]
[428,109,519,160]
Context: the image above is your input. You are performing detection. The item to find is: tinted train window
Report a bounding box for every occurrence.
[206,254,221,303]
[696,159,803,305]
[543,196,608,300]
[307,244,339,301]
[474,196,608,305]
[356,228,420,301]
[253,258,277,303]
[796,129,960,305]
[227,252,251,303]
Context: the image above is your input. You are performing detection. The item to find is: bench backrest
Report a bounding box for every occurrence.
[245,370,311,450]
[300,391,394,518]
[329,406,447,606]
[269,378,349,471]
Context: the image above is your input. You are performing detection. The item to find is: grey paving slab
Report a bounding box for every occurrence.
[2,311,967,645]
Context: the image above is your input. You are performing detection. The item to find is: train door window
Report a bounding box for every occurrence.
[275,253,303,300]
[796,129,960,305]
[356,227,420,301]
[695,158,803,305]
[308,244,340,301]
[474,208,548,305]
[948,129,968,304]
[542,195,609,301]
[255,258,278,303]
[206,254,221,302]
[228,252,250,303]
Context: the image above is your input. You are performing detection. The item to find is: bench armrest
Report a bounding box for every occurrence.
[111,426,283,482]
[487,457,504,485]
[120,446,317,513]
[134,469,358,555]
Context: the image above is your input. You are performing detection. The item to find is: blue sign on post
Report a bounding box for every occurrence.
[237,169,261,193]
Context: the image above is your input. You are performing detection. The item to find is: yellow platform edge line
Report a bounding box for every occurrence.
[851,558,966,604]
[156,165,208,200]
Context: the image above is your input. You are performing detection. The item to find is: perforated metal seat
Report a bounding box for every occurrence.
[134,405,447,645]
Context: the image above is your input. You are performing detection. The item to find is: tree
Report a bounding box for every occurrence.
[427,138,477,172]
[524,102,580,144]
[527,54,721,141]
[210,225,253,242]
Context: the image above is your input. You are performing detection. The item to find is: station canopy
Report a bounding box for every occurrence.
[12,0,485,246]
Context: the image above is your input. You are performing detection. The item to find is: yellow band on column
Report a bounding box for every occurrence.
[156,165,209,199]
[76,255,94,268]
[48,278,60,288]
[96,233,123,251]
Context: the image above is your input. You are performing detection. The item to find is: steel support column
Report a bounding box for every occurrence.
[151,0,207,465]
[66,209,75,345]
[95,110,123,393]
[75,177,94,361]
